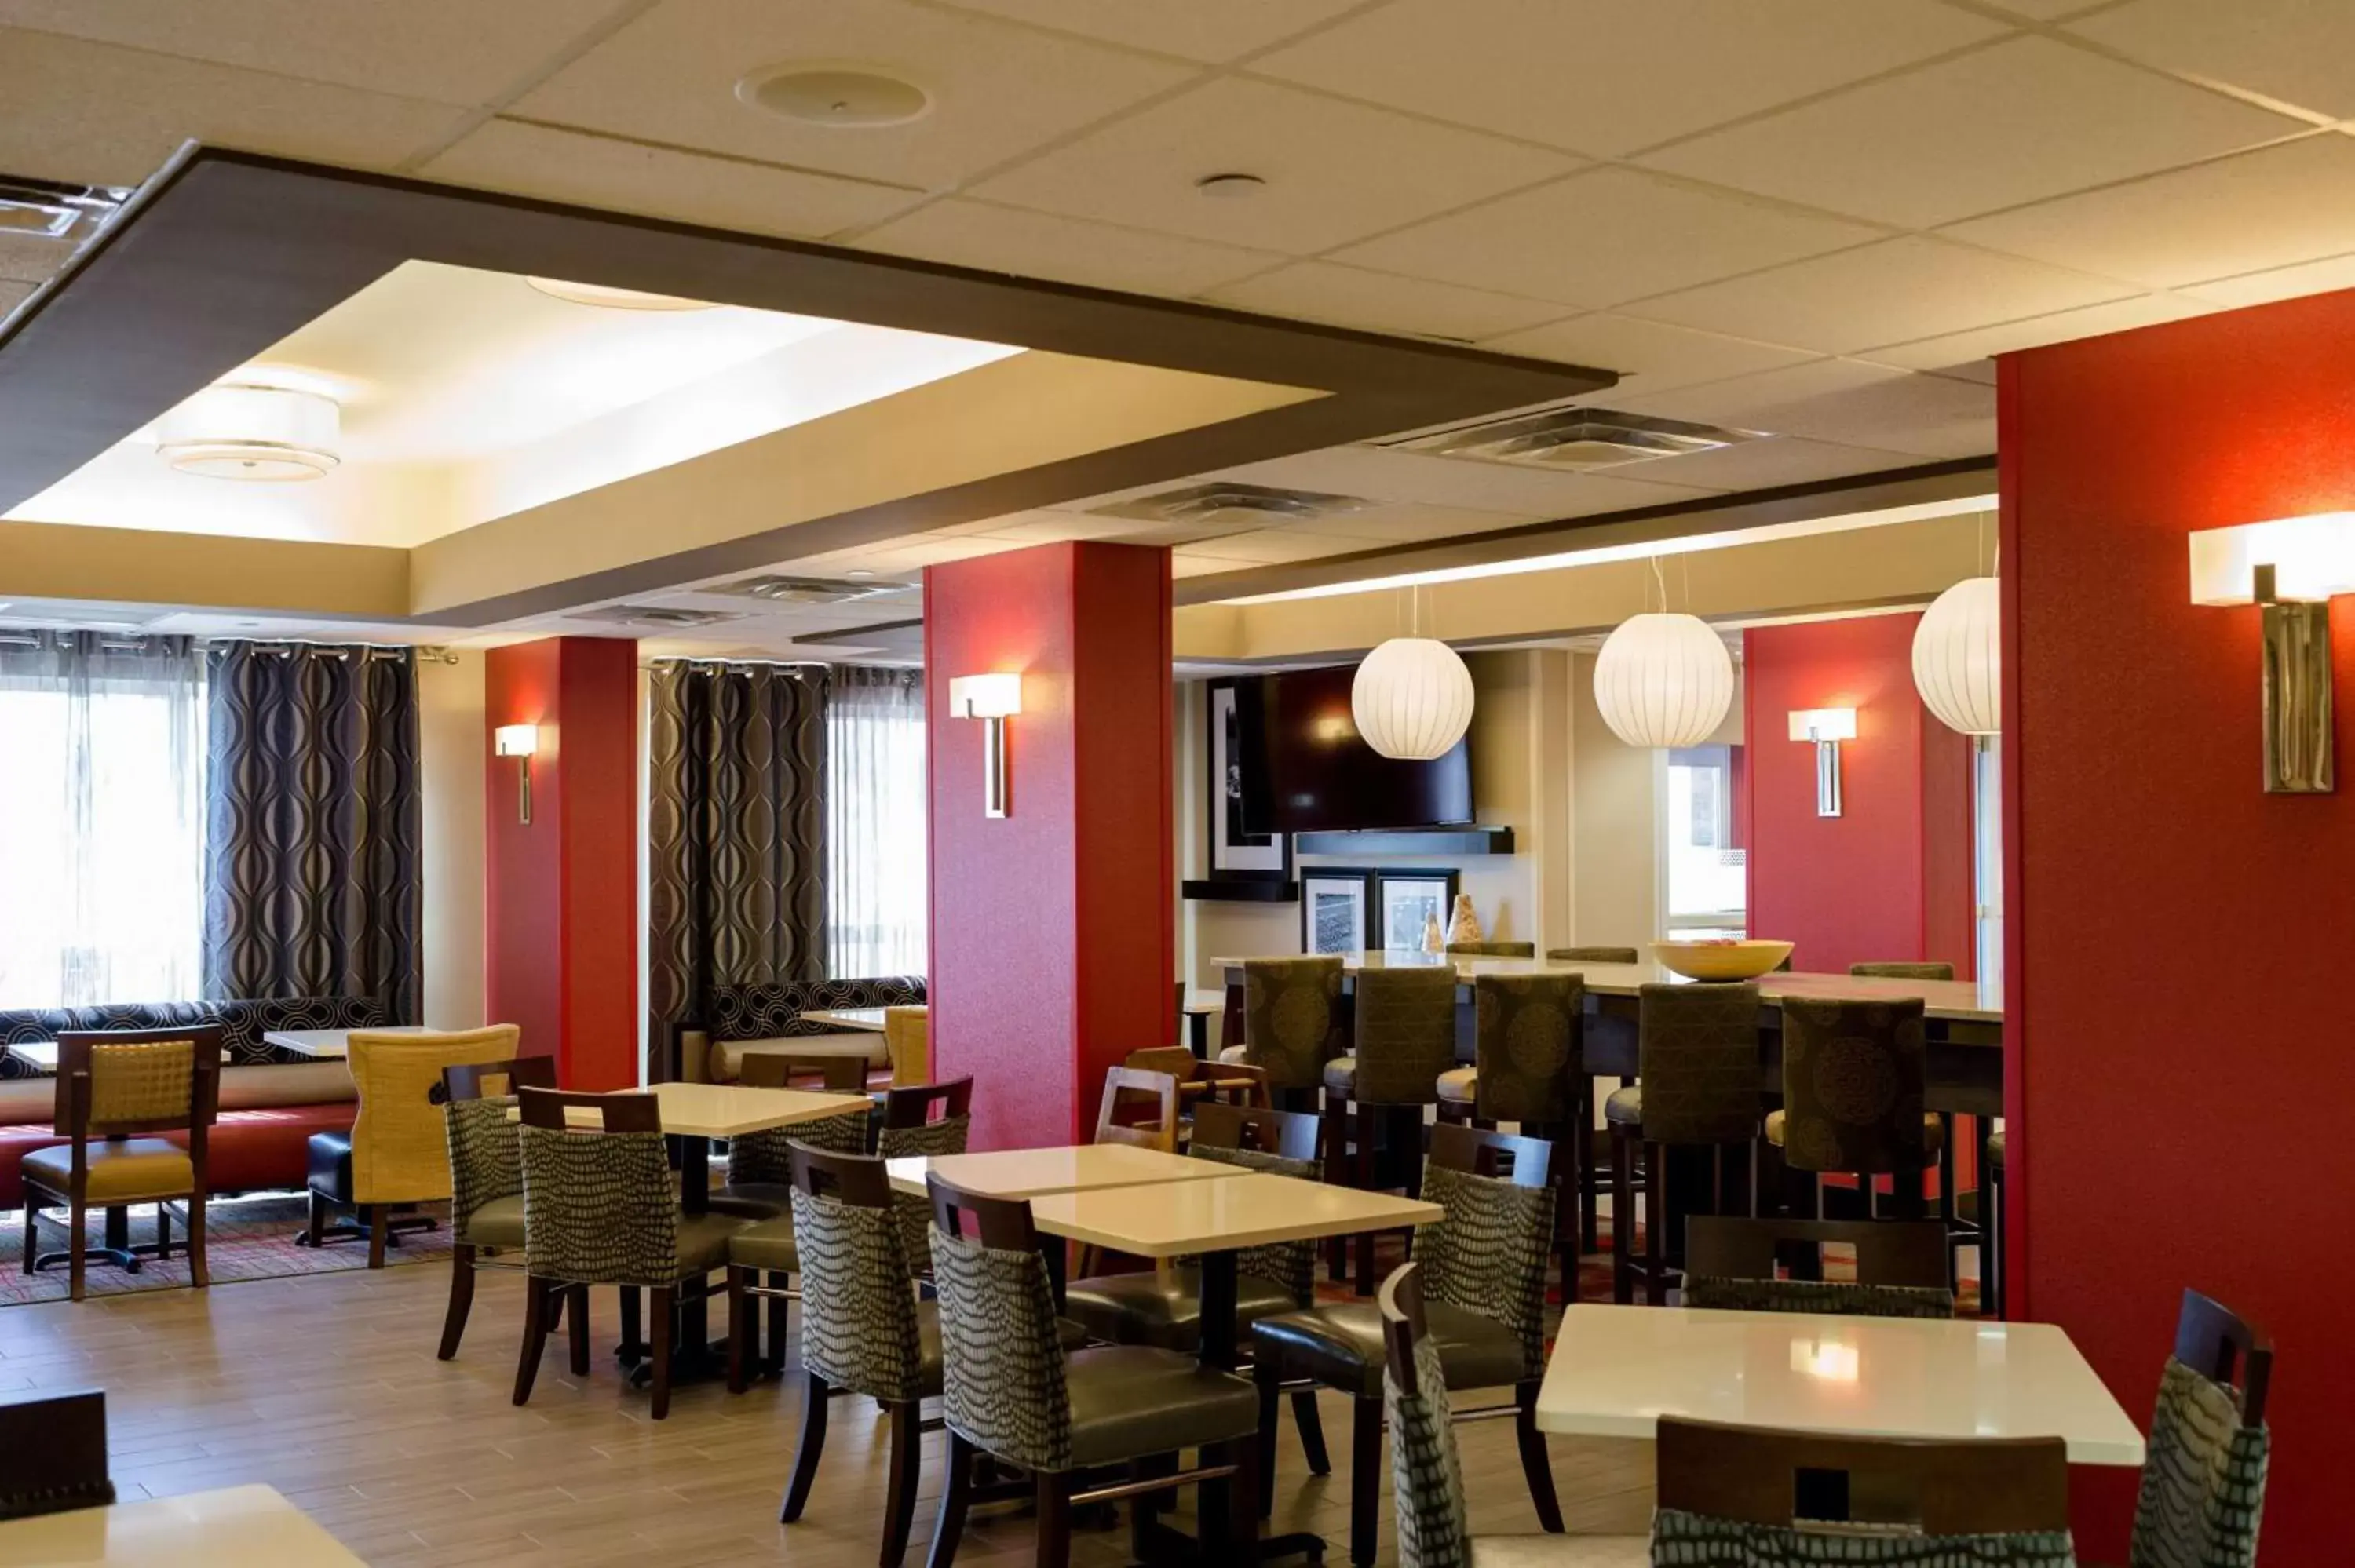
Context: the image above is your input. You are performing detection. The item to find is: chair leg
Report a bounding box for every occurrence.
[68,1198,86,1303]
[765,1269,790,1375]
[20,1202,35,1274]
[1229,1432,1261,1565]
[1352,1103,1378,1296]
[648,1284,675,1420]
[1642,1138,1668,1305]
[619,1285,642,1367]
[780,1369,831,1521]
[1253,1356,1282,1515]
[1291,1387,1331,1475]
[726,1266,751,1395]
[155,1200,171,1264]
[566,1284,591,1376]
[1610,1128,1634,1306]
[1349,1393,1382,1568]
[1515,1379,1564,1532]
[437,1245,476,1361]
[927,1432,975,1568]
[513,1278,553,1406]
[300,1187,326,1247]
[1575,1081,1601,1253]
[1034,1468,1074,1568]
[185,1191,207,1289]
[881,1398,922,1568]
[368,1206,389,1271]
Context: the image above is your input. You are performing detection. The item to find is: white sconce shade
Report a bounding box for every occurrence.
[1350,637,1475,760]
[1593,612,1733,748]
[525,276,717,311]
[1786,708,1857,742]
[2187,512,2355,604]
[153,384,340,481]
[494,724,539,757]
[2187,515,2351,793]
[947,673,1022,719]
[1911,577,2002,736]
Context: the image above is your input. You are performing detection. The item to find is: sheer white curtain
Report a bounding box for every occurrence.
[0,633,206,1008]
[826,666,927,979]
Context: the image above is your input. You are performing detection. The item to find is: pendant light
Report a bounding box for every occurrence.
[1594,558,1732,747]
[1912,575,2000,735]
[1352,585,1473,760]
[152,384,341,481]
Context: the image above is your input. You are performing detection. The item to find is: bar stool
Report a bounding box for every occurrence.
[1606,982,1762,1305]
[1219,954,1345,1114]
[1548,946,1638,1250]
[1435,972,1588,1274]
[1979,1125,2006,1318]
[1324,965,1456,1296]
[1765,995,1942,1227]
[1549,946,1639,965]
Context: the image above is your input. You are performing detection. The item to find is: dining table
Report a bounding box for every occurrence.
[798,1005,894,1031]
[884,1142,1252,1202]
[0,1483,367,1565]
[262,1023,431,1059]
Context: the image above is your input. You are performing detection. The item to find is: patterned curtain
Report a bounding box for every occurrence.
[647,661,827,1073]
[202,642,422,1019]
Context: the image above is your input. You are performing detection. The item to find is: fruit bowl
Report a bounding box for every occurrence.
[1650,939,1795,982]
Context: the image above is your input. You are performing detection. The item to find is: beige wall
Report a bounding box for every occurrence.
[418,651,487,1029]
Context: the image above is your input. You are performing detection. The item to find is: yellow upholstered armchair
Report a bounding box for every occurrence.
[882,1005,929,1087]
[298,1025,523,1267]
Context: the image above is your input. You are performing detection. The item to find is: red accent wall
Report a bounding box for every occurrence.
[925,542,1174,1151]
[2003,292,2355,1562]
[1742,617,1973,976]
[485,637,640,1091]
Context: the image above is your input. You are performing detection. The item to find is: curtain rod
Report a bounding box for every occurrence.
[203,640,458,663]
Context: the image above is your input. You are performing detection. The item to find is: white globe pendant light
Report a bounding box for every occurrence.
[1912,576,2000,735]
[1594,612,1734,748]
[1352,636,1474,760]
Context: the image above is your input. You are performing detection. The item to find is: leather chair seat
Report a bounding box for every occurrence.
[1435,1067,1478,1105]
[726,1212,799,1273]
[1765,1107,1945,1154]
[1064,1345,1261,1468]
[306,1130,353,1201]
[1253,1300,1524,1399]
[708,1180,793,1219]
[1987,1126,2005,1166]
[1322,1055,1357,1096]
[1217,1045,1251,1067]
[674,1212,751,1276]
[1061,1267,1305,1352]
[458,1193,526,1249]
[21,1139,195,1202]
[1603,1085,1643,1126]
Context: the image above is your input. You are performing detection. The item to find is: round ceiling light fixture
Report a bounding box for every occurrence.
[1911,575,2000,735]
[525,277,717,311]
[1195,172,1267,199]
[1352,636,1476,760]
[1593,611,1734,748]
[153,384,341,482]
[736,64,932,127]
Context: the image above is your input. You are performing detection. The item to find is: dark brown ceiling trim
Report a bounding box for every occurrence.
[1170,455,1996,605]
[0,148,1614,624]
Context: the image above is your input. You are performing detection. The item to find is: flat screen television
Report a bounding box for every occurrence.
[1237,665,1473,835]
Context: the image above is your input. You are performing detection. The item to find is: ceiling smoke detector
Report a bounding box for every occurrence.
[0,173,132,239]
[1383,407,1757,471]
[1090,481,1371,528]
[736,64,932,127]
[719,574,904,605]
[572,605,741,630]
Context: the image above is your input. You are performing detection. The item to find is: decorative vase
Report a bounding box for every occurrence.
[1444,894,1482,946]
[1421,911,1445,954]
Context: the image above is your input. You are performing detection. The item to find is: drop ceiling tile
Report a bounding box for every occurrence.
[1164,527,1396,565]
[969,77,1582,255]
[1941,135,2355,289]
[2184,251,2355,309]
[1276,503,1540,542]
[1641,35,2306,228]
[1210,444,1716,517]
[1204,262,1568,341]
[1614,359,1995,458]
[0,279,34,315]
[1254,0,2003,158]
[854,199,1280,297]
[1626,236,2134,356]
[1480,314,1822,398]
[0,27,470,187]
[421,120,924,240]
[514,0,1194,189]
[929,0,1369,62]
[0,0,636,105]
[1172,552,1247,579]
[2066,0,2355,119]
[1854,293,2214,370]
[1334,168,1884,311]
[0,230,74,285]
[1619,436,1928,490]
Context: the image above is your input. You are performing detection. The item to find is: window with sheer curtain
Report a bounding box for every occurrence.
[826,666,927,979]
[0,633,206,1009]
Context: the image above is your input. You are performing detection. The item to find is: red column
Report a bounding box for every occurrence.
[2003,291,2355,1561]
[924,542,1174,1150]
[485,636,640,1090]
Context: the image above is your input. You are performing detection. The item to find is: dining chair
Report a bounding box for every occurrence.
[436,1053,559,1360]
[1680,1215,1955,1317]
[1444,940,1534,957]
[1324,964,1457,1296]
[1254,1122,1563,1568]
[1653,1417,2073,1559]
[513,1086,748,1420]
[2123,1289,2271,1568]
[882,1005,929,1087]
[1125,1045,1272,1131]
[1435,972,1589,1271]
[1850,961,1957,980]
[1378,1263,1648,1568]
[299,1025,522,1267]
[0,1388,114,1521]
[1094,1065,1181,1150]
[20,1025,222,1302]
[1766,995,1941,1224]
[925,1175,1262,1568]
[708,1055,874,1219]
[1546,945,1639,1249]
[878,1075,974,1279]
[1606,982,1762,1305]
[1218,954,1345,1112]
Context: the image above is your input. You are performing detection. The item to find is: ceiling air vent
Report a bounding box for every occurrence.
[0,173,133,239]
[716,574,904,605]
[1090,481,1371,527]
[572,605,741,630]
[1382,407,1756,471]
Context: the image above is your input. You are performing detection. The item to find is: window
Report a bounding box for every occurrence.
[1664,743,1747,936]
[826,667,927,979]
[0,634,206,1008]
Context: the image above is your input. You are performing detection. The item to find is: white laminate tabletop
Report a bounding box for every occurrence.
[533,1082,869,1139]
[1181,990,1223,1016]
[1208,954,2000,1024]
[1023,1171,1443,1259]
[1537,1304,2145,1466]
[798,1007,898,1032]
[262,1025,432,1059]
[887,1143,1249,1199]
[0,1484,367,1565]
[5,1039,57,1072]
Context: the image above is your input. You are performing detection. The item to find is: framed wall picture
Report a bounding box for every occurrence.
[1300,872,1370,954]
[1375,869,1462,951]
[1207,676,1292,881]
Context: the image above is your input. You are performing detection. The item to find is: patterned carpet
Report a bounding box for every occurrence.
[0,1194,454,1306]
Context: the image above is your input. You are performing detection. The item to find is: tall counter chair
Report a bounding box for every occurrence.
[1606,983,1762,1304]
[1766,996,1941,1225]
[21,1026,223,1301]
[1324,965,1457,1295]
[300,1025,523,1266]
[1219,954,1345,1113]
[1445,940,1534,957]
[1436,972,1587,1268]
[1548,946,1640,1251]
[1849,961,1955,980]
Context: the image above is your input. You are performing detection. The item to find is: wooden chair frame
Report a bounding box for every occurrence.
[1684,1215,1950,1290]
[739,1053,871,1093]
[882,1075,974,1132]
[2173,1288,2272,1427]
[436,1054,558,1361]
[0,1387,113,1519]
[1656,1416,2069,1536]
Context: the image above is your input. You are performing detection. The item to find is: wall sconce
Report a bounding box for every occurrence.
[494,724,538,824]
[947,674,1021,818]
[2189,513,2348,793]
[1787,707,1857,818]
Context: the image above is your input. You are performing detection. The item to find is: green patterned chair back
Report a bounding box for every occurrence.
[1780,995,1929,1174]
[1637,982,1762,1145]
[2131,1290,2271,1568]
[1181,1138,1317,1305]
[441,1056,557,1235]
[1680,1276,1956,1318]
[1681,1215,1953,1318]
[787,1146,927,1405]
[1241,955,1344,1090]
[727,1107,871,1186]
[927,1179,1073,1474]
[1548,946,1639,964]
[1445,940,1533,957]
[1411,1126,1555,1380]
[517,1089,684,1288]
[878,1095,971,1278]
[1380,1264,1472,1568]
[1470,972,1583,1123]
[1850,961,1956,981]
[1353,965,1459,1106]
